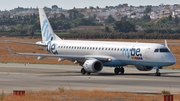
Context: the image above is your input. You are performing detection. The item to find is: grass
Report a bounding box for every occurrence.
[0,89,164,101]
[161,90,171,95]
[2,89,180,101]
[0,90,4,101]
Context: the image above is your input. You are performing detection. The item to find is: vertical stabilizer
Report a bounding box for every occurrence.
[39,8,61,42]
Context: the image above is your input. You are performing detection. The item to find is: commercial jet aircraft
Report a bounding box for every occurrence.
[6,8,176,76]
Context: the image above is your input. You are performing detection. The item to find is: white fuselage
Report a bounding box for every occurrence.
[48,40,176,67]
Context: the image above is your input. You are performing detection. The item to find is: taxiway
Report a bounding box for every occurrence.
[0,63,180,94]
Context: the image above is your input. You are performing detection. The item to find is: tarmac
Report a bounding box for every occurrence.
[0,63,180,94]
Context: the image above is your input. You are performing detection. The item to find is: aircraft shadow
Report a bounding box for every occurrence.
[39,71,180,77]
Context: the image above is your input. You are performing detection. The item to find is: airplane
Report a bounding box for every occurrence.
[5,8,176,76]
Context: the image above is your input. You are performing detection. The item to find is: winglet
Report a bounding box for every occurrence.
[4,41,15,54]
[165,40,170,50]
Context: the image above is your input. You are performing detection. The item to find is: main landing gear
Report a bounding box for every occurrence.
[81,68,91,75]
[114,67,124,75]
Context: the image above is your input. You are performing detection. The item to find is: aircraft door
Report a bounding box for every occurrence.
[145,48,151,59]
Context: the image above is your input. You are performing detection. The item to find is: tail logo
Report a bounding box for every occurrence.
[42,19,53,41]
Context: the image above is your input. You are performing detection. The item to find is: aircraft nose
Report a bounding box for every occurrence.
[168,54,176,65]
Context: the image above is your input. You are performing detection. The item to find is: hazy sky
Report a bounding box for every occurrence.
[0,0,180,10]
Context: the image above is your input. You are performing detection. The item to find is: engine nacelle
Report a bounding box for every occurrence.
[47,44,51,52]
[83,60,103,72]
[135,66,153,71]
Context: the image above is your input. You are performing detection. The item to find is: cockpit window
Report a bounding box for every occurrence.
[154,49,159,52]
[160,48,170,52]
[154,48,170,53]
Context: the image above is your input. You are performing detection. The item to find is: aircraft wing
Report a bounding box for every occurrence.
[4,40,48,47]
[16,52,111,62]
[5,41,111,62]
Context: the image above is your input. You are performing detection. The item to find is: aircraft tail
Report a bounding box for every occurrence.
[39,8,61,42]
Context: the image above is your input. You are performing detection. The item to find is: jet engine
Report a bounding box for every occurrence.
[135,66,153,71]
[83,60,103,72]
[47,44,51,52]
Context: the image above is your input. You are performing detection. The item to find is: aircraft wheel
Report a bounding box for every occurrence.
[156,72,161,76]
[114,68,120,75]
[155,68,161,76]
[81,68,86,75]
[119,67,124,75]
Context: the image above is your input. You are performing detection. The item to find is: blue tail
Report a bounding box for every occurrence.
[39,8,61,42]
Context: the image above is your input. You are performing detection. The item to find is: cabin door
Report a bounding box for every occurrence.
[145,48,150,59]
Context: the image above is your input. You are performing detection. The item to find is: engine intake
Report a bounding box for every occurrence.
[83,60,103,72]
[135,66,153,71]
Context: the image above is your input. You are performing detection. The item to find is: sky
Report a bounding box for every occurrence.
[0,0,180,10]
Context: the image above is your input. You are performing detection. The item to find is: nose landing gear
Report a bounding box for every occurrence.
[155,68,161,76]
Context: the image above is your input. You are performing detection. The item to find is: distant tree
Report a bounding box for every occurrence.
[96,6,100,9]
[174,15,179,24]
[105,26,110,32]
[168,15,172,21]
[59,13,66,20]
[144,5,152,14]
[117,4,123,8]
[105,15,116,24]
[44,6,51,12]
[52,5,58,10]
[114,20,136,32]
[89,6,94,12]
[78,13,84,18]
[142,14,151,22]
[68,9,79,20]
[121,16,128,21]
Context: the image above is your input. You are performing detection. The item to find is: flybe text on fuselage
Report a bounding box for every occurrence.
[122,47,143,60]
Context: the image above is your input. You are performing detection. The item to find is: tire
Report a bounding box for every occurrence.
[81,68,86,75]
[114,68,119,75]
